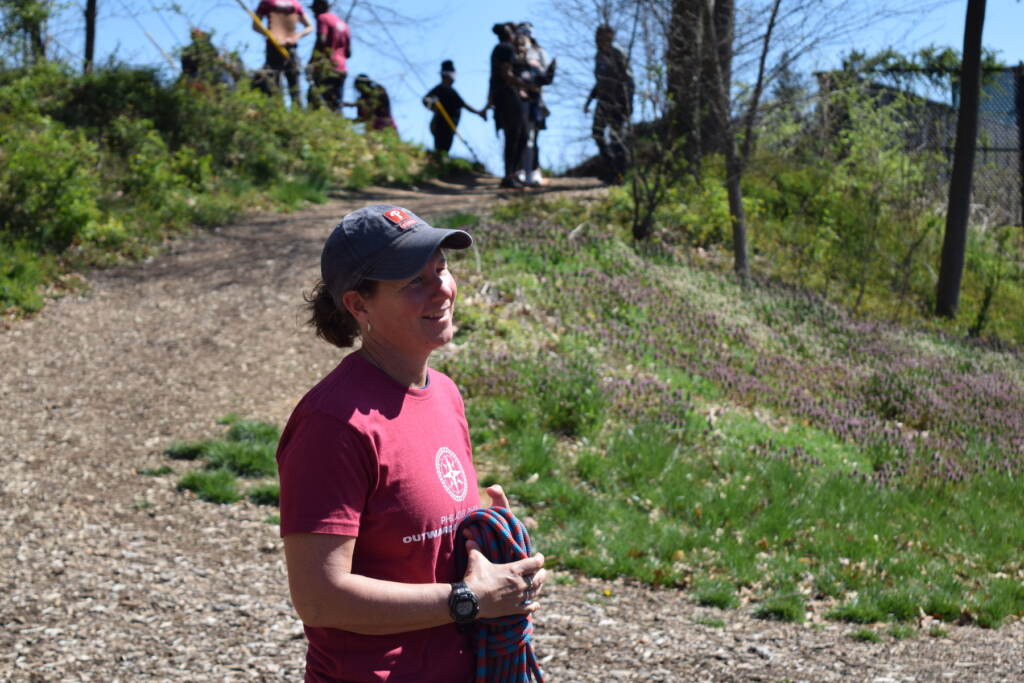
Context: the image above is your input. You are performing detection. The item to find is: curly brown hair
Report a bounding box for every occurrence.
[305,278,378,349]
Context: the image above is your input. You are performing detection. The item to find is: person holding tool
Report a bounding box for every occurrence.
[250,0,313,107]
[278,204,547,681]
[422,60,487,160]
[307,0,351,112]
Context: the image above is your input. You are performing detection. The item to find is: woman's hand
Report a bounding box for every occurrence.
[462,539,546,619]
[464,483,546,618]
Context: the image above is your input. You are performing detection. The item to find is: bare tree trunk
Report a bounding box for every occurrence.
[935,0,986,318]
[724,149,748,276]
[667,0,703,169]
[84,0,97,74]
[29,22,45,62]
[699,0,733,156]
[702,0,779,278]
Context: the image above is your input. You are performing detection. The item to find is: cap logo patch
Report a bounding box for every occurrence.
[383,208,417,230]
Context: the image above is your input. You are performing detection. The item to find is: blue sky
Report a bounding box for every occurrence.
[46,0,1024,175]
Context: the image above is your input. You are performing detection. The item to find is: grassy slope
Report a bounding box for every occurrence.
[159,195,1024,631]
[432,198,1024,628]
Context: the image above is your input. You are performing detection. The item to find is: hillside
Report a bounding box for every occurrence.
[2,176,1023,681]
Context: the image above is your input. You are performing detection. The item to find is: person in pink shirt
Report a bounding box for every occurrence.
[278,204,547,682]
[307,0,351,112]
[251,0,312,107]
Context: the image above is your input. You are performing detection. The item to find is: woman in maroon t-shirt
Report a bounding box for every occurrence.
[277,204,547,682]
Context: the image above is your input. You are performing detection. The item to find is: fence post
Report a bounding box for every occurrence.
[1017,63,1023,227]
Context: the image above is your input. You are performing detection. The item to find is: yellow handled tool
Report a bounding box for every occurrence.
[234,0,290,60]
[431,98,481,165]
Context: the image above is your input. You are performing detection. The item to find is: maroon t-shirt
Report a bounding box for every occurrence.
[277,352,479,682]
[315,12,351,73]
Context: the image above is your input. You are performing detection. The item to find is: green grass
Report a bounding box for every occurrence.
[160,416,280,505]
[849,628,881,643]
[754,593,806,623]
[0,241,56,312]
[433,202,1024,630]
[694,580,739,610]
[137,465,173,476]
[178,468,241,504]
[888,624,915,640]
[158,199,1024,631]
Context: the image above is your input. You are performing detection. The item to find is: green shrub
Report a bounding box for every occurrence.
[0,63,430,315]
[0,114,105,251]
[0,240,54,311]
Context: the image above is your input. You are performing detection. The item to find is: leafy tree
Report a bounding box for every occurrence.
[0,0,52,66]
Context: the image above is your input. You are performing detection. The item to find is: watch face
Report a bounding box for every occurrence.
[455,600,474,617]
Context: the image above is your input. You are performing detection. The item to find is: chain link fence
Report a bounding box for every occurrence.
[970,67,1022,228]
[817,65,1023,227]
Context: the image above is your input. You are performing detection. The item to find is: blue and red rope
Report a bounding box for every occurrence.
[455,506,545,683]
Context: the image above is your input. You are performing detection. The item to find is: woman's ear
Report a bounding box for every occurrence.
[341,290,369,325]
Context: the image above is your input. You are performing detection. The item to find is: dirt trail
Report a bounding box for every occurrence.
[1,175,1021,681]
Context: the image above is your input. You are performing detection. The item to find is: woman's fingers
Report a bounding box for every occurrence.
[484,484,510,510]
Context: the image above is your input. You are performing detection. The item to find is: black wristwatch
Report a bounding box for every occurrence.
[448,581,479,624]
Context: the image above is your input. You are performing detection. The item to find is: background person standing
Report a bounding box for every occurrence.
[251,0,313,107]
[306,0,351,112]
[347,74,398,131]
[515,23,555,186]
[422,60,487,159]
[488,22,531,189]
[583,24,634,182]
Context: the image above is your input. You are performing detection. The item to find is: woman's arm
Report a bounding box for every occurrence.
[284,533,452,634]
[284,510,546,635]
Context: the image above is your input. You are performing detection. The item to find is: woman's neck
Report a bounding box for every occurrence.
[358,340,430,389]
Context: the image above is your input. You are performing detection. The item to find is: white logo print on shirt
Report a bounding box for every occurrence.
[435,447,468,502]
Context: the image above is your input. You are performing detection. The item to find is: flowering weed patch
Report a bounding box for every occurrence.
[437,200,1024,627]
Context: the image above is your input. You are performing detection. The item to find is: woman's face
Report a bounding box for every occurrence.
[362,249,458,357]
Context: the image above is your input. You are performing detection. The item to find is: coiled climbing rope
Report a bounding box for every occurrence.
[455,506,544,683]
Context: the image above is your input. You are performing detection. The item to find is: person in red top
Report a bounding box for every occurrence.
[252,0,312,107]
[306,0,351,112]
[278,204,547,682]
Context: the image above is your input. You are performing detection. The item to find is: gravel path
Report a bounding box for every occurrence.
[2,176,1022,681]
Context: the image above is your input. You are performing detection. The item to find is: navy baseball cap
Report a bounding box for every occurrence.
[321,204,473,302]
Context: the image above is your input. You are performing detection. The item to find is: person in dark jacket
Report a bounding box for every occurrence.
[583,24,634,181]
[422,60,487,158]
[487,22,532,188]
